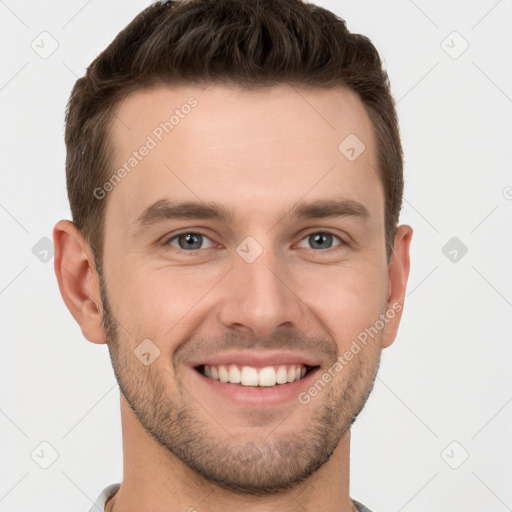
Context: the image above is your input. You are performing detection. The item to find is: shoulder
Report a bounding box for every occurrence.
[352,498,375,512]
[88,483,121,512]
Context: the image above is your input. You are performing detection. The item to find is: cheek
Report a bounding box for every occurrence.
[111,264,222,340]
[295,263,388,348]
[106,246,389,352]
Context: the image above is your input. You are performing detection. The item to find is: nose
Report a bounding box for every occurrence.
[217,242,305,340]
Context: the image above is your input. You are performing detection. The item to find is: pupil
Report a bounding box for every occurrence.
[311,233,332,249]
[179,233,202,250]
[176,233,333,250]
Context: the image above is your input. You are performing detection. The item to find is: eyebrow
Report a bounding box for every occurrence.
[132,196,370,232]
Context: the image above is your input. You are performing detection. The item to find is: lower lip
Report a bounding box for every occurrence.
[191,367,320,407]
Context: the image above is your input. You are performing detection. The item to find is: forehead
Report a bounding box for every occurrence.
[105,83,381,227]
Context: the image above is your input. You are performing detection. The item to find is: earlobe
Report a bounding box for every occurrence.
[382,224,413,349]
[53,220,107,345]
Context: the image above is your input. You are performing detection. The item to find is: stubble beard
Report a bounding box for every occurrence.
[97,266,382,495]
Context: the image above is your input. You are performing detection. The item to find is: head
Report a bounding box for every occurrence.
[55,0,412,495]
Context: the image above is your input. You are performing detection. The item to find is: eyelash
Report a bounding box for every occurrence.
[162,230,347,253]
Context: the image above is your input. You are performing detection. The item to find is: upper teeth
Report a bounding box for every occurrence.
[203,364,307,387]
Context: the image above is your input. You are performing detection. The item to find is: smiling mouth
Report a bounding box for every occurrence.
[195,363,318,387]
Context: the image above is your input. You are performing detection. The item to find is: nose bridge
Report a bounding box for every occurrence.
[217,240,303,337]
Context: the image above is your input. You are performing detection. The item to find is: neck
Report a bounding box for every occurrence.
[106,395,356,512]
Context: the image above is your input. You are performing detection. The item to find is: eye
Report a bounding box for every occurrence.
[297,232,343,250]
[163,231,344,253]
[166,232,214,251]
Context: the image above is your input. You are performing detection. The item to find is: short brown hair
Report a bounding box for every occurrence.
[65,0,403,263]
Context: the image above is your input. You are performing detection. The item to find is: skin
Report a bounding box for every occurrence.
[54,84,412,512]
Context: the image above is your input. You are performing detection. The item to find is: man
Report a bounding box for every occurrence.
[53,0,412,510]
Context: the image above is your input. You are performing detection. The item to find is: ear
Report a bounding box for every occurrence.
[382,224,413,349]
[53,220,107,344]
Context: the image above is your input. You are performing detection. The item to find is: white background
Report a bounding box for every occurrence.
[0,1,511,511]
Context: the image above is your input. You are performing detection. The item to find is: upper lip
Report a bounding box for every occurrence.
[190,350,320,368]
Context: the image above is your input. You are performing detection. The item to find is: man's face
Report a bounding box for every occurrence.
[99,84,393,493]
